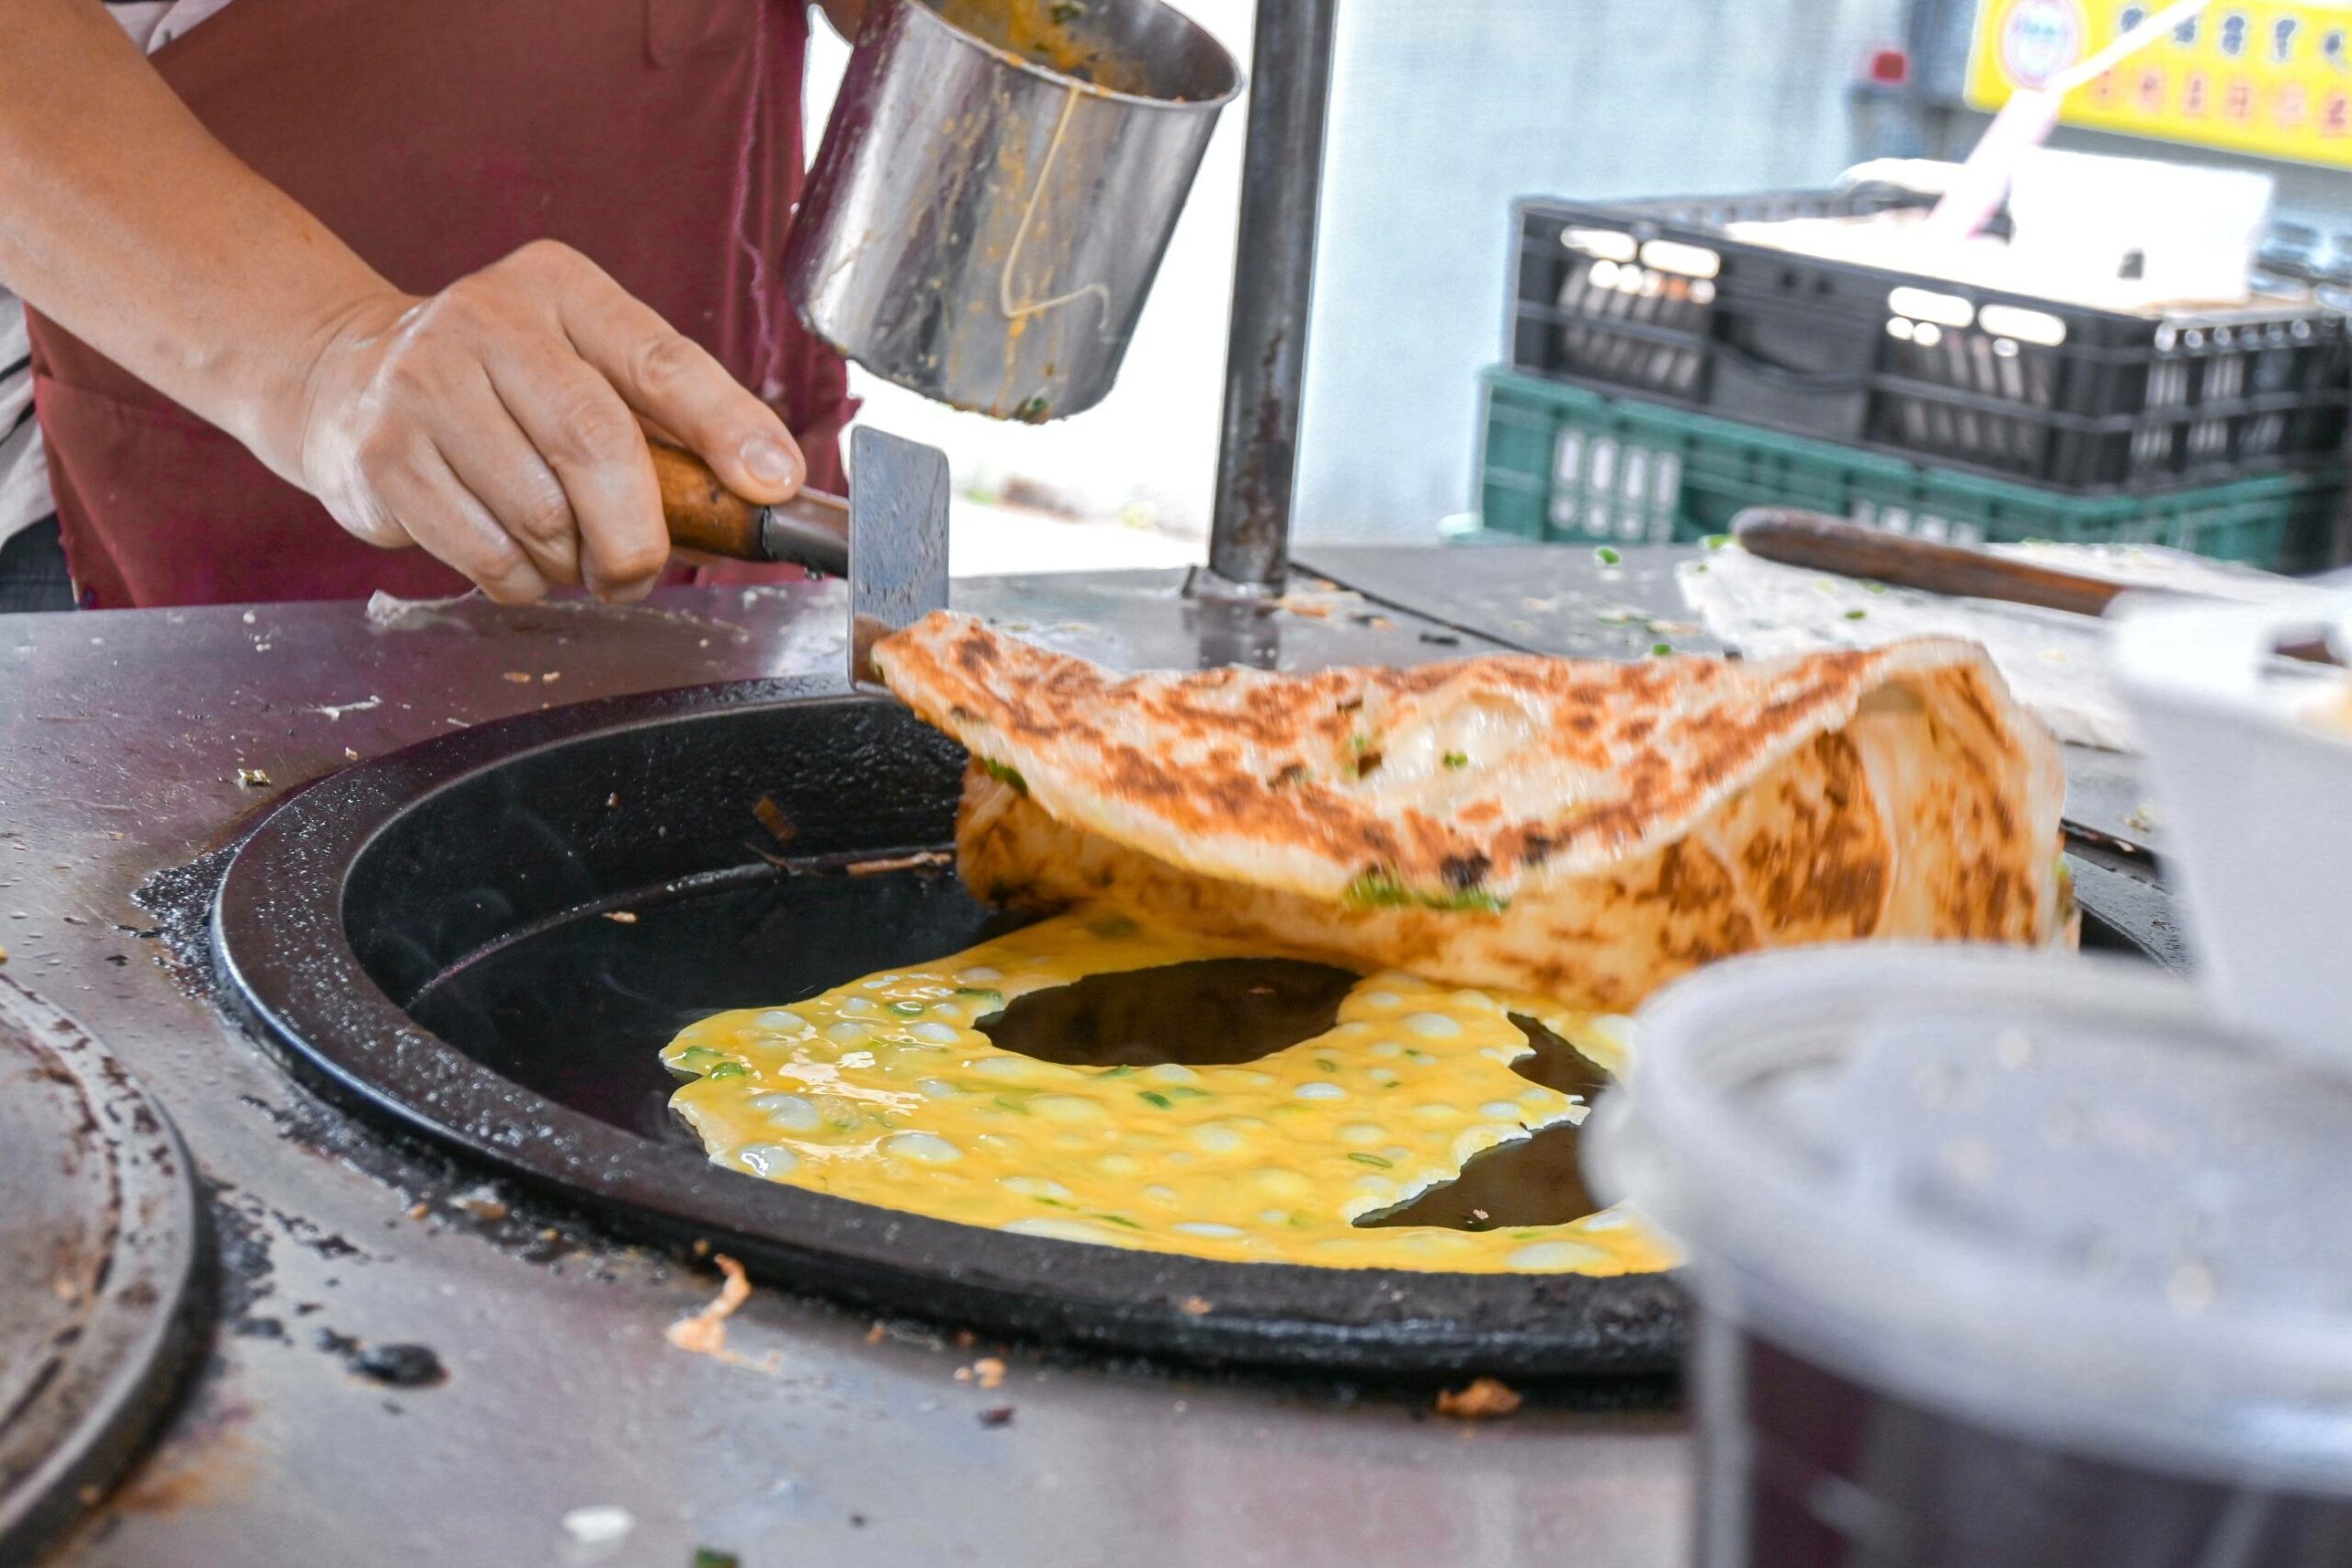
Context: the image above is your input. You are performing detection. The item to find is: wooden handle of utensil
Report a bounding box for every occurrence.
[652,443,765,559]
[1732,508,2131,618]
[1733,506,2342,667]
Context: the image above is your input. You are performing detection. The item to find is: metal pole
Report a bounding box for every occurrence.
[1190,0,1339,598]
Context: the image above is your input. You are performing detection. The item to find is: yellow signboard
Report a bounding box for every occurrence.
[1967,0,2352,167]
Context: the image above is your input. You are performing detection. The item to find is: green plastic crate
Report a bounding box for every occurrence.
[1477,367,2346,570]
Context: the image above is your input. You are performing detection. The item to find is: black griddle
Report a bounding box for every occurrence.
[210,677,2161,1378]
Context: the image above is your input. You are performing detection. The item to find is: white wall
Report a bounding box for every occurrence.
[807,0,1904,545]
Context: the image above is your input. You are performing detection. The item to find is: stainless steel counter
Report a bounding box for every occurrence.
[5,560,1696,1568]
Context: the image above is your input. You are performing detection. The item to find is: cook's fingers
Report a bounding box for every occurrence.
[436,367,585,589]
[375,449,552,604]
[557,265,805,504]
[481,343,670,604]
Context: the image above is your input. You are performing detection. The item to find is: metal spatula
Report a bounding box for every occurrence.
[654,428,949,689]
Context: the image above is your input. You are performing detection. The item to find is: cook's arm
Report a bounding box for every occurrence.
[0,0,808,603]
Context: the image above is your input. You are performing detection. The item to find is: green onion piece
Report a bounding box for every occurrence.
[1092,1213,1142,1229]
[1594,546,1622,565]
[992,1095,1029,1114]
[1342,867,1509,913]
[673,1045,724,1070]
[1702,533,1731,550]
[1442,750,1469,770]
[1098,1065,1136,1077]
[1343,869,1415,908]
[1844,608,1868,621]
[1137,1090,1173,1109]
[1347,1152,1394,1168]
[1862,580,1889,594]
[704,1060,747,1080]
[1651,642,1673,657]
[694,1551,743,1568]
[1438,886,1508,912]
[979,757,1028,795]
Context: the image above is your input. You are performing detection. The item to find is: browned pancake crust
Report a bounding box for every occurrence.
[874,612,2064,923]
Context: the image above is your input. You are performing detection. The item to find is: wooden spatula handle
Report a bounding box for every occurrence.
[651,443,765,559]
[1731,506,2340,666]
[1732,508,2130,617]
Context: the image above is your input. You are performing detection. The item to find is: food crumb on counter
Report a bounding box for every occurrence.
[665,1254,777,1371]
[1435,1377,1522,1420]
[972,1357,1007,1390]
[450,1186,508,1223]
[845,850,953,876]
[503,671,533,683]
[977,1405,1016,1428]
[561,1505,635,1545]
[350,1342,447,1387]
[752,795,797,846]
[235,767,271,788]
[603,910,639,924]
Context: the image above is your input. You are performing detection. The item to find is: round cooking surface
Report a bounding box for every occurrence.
[0,976,206,1561]
[209,680,2165,1377]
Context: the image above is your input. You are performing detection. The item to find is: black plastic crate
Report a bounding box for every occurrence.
[1510,190,2352,491]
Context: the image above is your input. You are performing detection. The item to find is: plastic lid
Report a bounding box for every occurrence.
[1589,946,2352,1492]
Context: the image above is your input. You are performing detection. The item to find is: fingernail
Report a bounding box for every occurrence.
[744,439,798,488]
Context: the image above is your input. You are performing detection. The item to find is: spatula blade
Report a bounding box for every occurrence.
[847,426,951,692]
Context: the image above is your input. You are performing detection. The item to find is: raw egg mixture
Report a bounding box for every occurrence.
[662,909,1675,1274]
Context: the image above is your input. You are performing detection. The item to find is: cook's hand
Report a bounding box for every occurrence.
[287,241,805,604]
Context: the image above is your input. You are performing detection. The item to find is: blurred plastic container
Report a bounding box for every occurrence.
[2007,150,2273,312]
[1589,945,2352,1568]
[1509,191,2351,492]
[2113,592,2352,1068]
[1475,368,2348,569]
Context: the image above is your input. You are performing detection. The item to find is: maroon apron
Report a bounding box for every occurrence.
[26,0,849,609]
